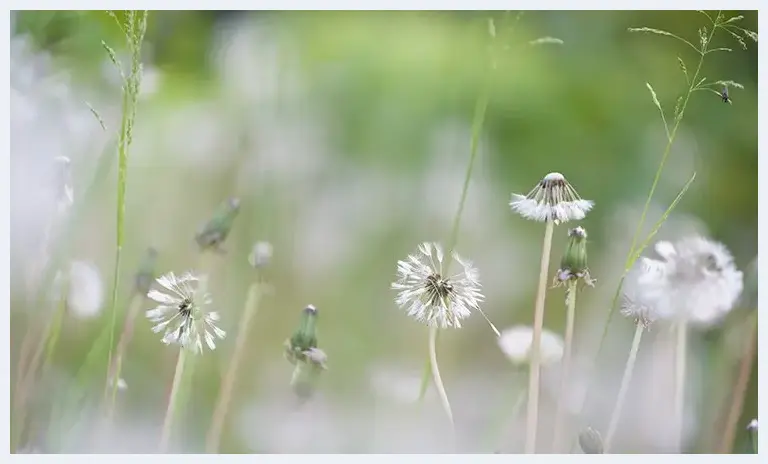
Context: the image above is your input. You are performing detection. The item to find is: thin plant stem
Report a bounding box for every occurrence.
[105,293,144,419]
[489,385,527,452]
[552,280,578,452]
[428,325,454,431]
[524,218,555,454]
[718,312,757,453]
[604,322,645,453]
[673,321,688,452]
[40,297,68,378]
[159,348,187,452]
[206,281,263,453]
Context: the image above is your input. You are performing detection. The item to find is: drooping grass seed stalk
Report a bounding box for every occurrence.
[103,10,149,407]
[604,321,645,453]
[673,321,688,452]
[206,242,271,453]
[587,11,755,415]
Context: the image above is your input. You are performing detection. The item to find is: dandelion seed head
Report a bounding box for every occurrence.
[145,271,226,353]
[391,242,484,329]
[622,237,743,326]
[248,241,273,268]
[497,325,564,365]
[509,172,593,224]
[53,260,105,319]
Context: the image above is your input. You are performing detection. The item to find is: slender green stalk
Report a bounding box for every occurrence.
[718,312,757,453]
[673,321,688,452]
[524,219,555,453]
[104,10,149,405]
[428,325,454,432]
[206,281,263,453]
[159,348,188,452]
[604,322,645,453]
[489,385,527,452]
[552,281,578,452]
[41,297,68,378]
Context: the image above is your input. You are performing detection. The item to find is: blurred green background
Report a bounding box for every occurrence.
[10,10,757,453]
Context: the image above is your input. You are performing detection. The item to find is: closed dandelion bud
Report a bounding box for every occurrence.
[134,247,158,296]
[555,227,594,286]
[284,305,319,364]
[578,427,604,454]
[195,197,241,253]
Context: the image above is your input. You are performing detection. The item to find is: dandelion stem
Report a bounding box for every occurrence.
[429,325,454,431]
[718,311,757,453]
[105,293,144,419]
[525,218,555,453]
[552,280,578,452]
[673,321,688,452]
[160,348,187,452]
[206,281,263,453]
[605,322,645,452]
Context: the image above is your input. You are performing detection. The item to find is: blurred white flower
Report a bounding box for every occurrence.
[391,242,485,330]
[510,172,594,224]
[54,261,105,319]
[498,325,564,365]
[146,271,226,353]
[248,241,273,268]
[622,237,743,326]
[747,419,758,431]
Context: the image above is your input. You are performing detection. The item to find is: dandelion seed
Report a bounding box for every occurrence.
[391,242,487,330]
[145,271,226,353]
[509,172,593,224]
[498,325,564,365]
[621,237,743,327]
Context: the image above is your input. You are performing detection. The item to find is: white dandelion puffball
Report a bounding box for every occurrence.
[248,241,273,268]
[54,260,104,318]
[146,271,226,353]
[391,242,484,329]
[498,325,564,365]
[510,172,594,224]
[622,237,743,326]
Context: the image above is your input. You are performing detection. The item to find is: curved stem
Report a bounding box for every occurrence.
[429,326,454,430]
[718,312,757,453]
[159,348,187,452]
[206,281,262,453]
[604,322,645,452]
[673,321,688,452]
[524,219,555,453]
[552,281,577,452]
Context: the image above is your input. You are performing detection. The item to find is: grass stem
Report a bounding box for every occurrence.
[604,322,645,452]
[673,321,688,452]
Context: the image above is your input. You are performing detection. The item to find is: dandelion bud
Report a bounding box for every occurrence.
[248,241,273,269]
[290,349,327,400]
[284,305,319,364]
[555,227,594,286]
[578,426,604,454]
[134,247,158,296]
[195,197,241,253]
[747,419,758,454]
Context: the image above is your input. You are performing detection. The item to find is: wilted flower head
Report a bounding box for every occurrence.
[622,237,743,326]
[146,271,226,353]
[510,172,593,224]
[498,325,564,365]
[555,226,595,287]
[248,241,273,269]
[53,260,105,319]
[391,242,486,330]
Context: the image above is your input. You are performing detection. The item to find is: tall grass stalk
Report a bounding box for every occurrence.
[552,281,578,452]
[103,10,149,407]
[206,280,264,453]
[604,322,645,453]
[673,321,688,451]
[582,13,728,418]
[718,312,757,453]
[524,218,555,453]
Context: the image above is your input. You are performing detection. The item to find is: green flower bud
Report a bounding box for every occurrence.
[555,227,594,286]
[195,197,241,253]
[284,305,319,364]
[134,247,158,296]
[578,426,604,454]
